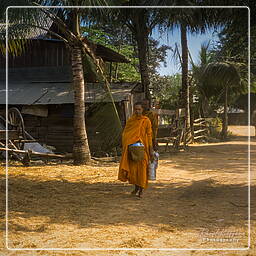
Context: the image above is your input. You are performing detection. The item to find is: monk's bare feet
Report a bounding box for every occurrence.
[137,187,143,198]
[131,185,139,195]
[131,190,137,195]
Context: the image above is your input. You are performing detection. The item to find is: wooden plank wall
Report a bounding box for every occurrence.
[23,105,74,153]
[1,100,129,155]
[0,40,69,69]
[23,103,126,155]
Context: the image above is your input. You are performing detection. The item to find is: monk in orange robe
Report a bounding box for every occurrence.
[142,99,159,150]
[118,102,153,197]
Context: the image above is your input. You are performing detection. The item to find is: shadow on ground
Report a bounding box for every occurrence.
[0,174,254,233]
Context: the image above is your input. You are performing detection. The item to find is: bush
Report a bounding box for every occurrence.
[205,117,234,141]
[206,117,222,139]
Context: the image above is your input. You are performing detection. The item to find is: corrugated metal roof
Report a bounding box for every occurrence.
[0,66,72,83]
[94,44,130,63]
[0,82,138,105]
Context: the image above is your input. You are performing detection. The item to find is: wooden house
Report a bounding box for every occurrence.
[0,38,145,155]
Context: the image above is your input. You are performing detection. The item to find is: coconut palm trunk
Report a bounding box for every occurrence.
[71,46,91,164]
[134,12,151,101]
[180,23,191,140]
[71,10,91,164]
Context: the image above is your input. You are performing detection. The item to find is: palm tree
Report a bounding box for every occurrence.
[162,3,238,140]
[180,21,190,134]
[161,6,213,140]
[112,3,162,102]
[190,41,215,117]
[202,61,241,139]
[1,1,115,165]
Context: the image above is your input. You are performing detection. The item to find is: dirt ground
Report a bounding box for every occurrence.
[0,126,255,256]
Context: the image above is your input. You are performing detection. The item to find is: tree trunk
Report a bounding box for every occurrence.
[180,23,191,140]
[71,46,91,164]
[221,85,228,140]
[71,10,91,165]
[133,11,151,101]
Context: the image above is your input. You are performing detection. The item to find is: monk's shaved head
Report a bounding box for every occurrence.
[134,102,144,108]
[134,102,144,116]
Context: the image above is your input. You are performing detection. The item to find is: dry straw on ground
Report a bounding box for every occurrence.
[0,129,255,256]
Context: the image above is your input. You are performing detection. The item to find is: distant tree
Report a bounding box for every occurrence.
[190,41,216,117]
[148,38,171,78]
[160,4,231,137]
[151,73,181,110]
[213,4,256,115]
[110,3,165,101]
[202,61,241,139]
[81,25,171,83]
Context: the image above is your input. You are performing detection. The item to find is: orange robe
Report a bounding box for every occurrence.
[118,115,152,189]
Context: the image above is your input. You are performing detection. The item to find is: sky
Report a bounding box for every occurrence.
[152,27,221,76]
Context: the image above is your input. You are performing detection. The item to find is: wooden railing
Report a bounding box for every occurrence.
[193,118,209,141]
[156,108,187,151]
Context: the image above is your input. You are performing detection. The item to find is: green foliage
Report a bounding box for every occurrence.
[148,38,172,75]
[202,61,241,97]
[151,73,181,109]
[0,38,28,57]
[83,54,104,82]
[81,25,171,83]
[232,93,256,113]
[81,25,141,82]
[212,4,256,112]
[82,27,112,46]
[205,117,234,141]
[87,102,122,154]
[111,45,141,82]
[206,117,222,140]
[191,41,247,118]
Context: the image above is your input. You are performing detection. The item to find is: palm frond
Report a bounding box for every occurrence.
[199,41,211,66]
[202,62,241,91]
[188,48,194,67]
[172,42,182,65]
[0,37,27,56]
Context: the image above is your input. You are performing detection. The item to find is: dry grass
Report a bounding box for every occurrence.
[0,132,255,256]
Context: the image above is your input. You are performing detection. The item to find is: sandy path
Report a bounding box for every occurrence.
[0,133,255,256]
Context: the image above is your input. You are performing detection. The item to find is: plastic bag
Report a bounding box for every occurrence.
[148,151,159,180]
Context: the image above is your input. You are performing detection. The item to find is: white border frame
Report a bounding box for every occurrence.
[5,5,251,251]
